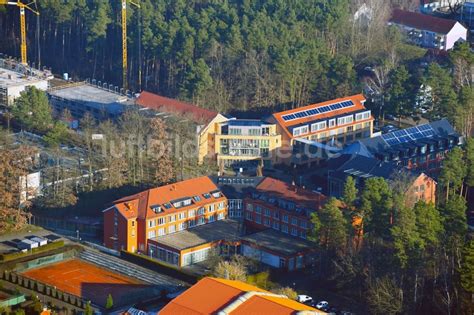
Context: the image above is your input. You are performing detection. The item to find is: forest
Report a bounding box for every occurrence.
[0,1,474,314]
[1,0,427,112]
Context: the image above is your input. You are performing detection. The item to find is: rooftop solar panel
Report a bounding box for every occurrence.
[418,124,432,131]
[280,99,356,122]
[386,138,400,145]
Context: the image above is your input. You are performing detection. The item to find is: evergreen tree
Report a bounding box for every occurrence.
[105,293,113,309]
[439,147,467,201]
[460,240,474,299]
[84,301,93,315]
[360,177,393,239]
[342,176,357,210]
[12,87,53,132]
[317,197,348,255]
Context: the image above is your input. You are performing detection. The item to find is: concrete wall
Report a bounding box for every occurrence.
[6,80,49,106]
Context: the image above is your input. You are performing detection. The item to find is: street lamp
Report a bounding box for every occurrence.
[76,230,80,240]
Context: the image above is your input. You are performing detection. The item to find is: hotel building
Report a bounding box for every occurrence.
[103,176,228,255]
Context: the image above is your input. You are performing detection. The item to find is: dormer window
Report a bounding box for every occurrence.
[211,191,221,198]
[193,196,201,202]
[203,193,211,199]
[163,203,172,209]
[150,205,162,213]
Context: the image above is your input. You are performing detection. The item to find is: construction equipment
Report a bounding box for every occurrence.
[122,0,140,90]
[0,1,39,65]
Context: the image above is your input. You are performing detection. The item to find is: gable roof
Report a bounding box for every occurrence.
[271,94,368,138]
[111,176,226,220]
[136,91,218,124]
[329,154,401,180]
[159,277,323,315]
[255,177,326,210]
[390,9,459,34]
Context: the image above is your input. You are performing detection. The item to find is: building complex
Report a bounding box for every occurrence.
[269,94,374,164]
[0,57,52,107]
[103,176,228,254]
[389,9,467,51]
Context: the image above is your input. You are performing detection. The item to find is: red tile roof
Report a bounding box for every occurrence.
[255,177,326,210]
[272,94,369,138]
[390,9,458,34]
[160,277,323,315]
[136,91,218,124]
[111,176,226,220]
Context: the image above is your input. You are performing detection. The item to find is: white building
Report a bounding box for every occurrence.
[0,58,52,107]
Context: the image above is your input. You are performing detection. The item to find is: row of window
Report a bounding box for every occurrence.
[147,202,225,228]
[246,212,308,239]
[245,210,308,229]
[147,213,226,239]
[292,111,371,137]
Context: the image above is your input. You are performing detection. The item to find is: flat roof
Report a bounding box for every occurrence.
[48,83,135,114]
[241,229,317,257]
[150,219,242,251]
[0,67,48,87]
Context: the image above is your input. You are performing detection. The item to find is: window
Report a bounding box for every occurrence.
[273,211,280,219]
[246,212,253,221]
[158,228,166,236]
[178,222,187,231]
[247,203,253,211]
[131,221,135,227]
[131,229,135,236]
[188,210,196,217]
[255,206,262,214]
[264,218,270,227]
[272,221,280,230]
[311,121,327,132]
[218,202,225,210]
[169,215,176,223]
[158,217,165,225]
[264,208,271,217]
[300,220,307,229]
[189,219,196,228]
[281,224,289,234]
[208,214,216,223]
[255,215,262,224]
[198,207,205,215]
[291,227,298,236]
[197,217,205,225]
[148,230,156,239]
[282,214,289,223]
[293,125,309,137]
[355,111,371,121]
[208,204,215,212]
[193,196,201,202]
[337,115,353,126]
[168,225,176,234]
[148,220,155,228]
[291,217,298,225]
[329,119,336,128]
[178,212,186,220]
[203,193,211,199]
[218,213,225,220]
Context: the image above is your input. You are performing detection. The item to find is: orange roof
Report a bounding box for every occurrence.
[109,177,226,220]
[160,277,324,315]
[136,91,218,124]
[255,177,326,210]
[272,94,368,138]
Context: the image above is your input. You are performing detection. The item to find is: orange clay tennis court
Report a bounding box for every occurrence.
[22,259,149,307]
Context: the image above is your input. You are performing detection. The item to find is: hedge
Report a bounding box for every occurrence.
[120,250,197,283]
[0,241,65,262]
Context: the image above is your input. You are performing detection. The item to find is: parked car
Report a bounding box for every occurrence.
[385,114,396,121]
[381,124,398,134]
[297,295,313,304]
[315,301,329,310]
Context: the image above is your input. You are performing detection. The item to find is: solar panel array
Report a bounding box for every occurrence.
[281,100,355,122]
[382,124,436,146]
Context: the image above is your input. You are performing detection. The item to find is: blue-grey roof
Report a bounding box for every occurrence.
[359,119,459,154]
[341,141,373,158]
[227,119,272,127]
[328,154,406,180]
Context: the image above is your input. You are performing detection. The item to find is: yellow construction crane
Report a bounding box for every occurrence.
[122,0,140,90]
[0,1,39,65]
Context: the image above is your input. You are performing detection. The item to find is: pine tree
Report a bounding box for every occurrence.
[317,197,348,255]
[460,240,474,300]
[12,87,53,132]
[342,176,357,209]
[105,294,113,309]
